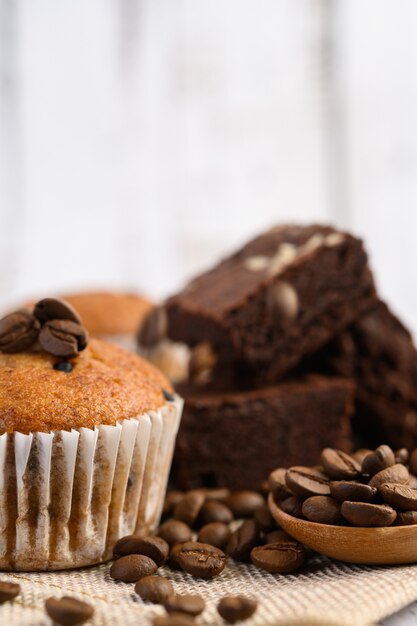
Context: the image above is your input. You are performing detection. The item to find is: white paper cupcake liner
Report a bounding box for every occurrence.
[0,397,183,571]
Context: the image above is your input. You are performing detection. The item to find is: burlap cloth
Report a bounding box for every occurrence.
[1,555,417,626]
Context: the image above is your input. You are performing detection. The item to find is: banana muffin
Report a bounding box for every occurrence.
[0,298,182,571]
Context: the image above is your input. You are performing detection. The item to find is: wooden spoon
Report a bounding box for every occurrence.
[268,493,417,565]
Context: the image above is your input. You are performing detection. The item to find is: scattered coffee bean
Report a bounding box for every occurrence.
[352,449,373,463]
[341,501,397,527]
[285,467,330,498]
[134,575,174,604]
[176,541,226,579]
[254,504,276,532]
[226,491,264,518]
[394,510,417,525]
[302,496,342,525]
[268,468,291,500]
[320,449,361,480]
[109,554,157,582]
[163,491,184,518]
[265,529,293,544]
[379,483,417,511]
[368,464,409,489]
[0,581,20,603]
[158,520,192,547]
[226,519,260,562]
[39,319,88,358]
[153,613,196,626]
[198,500,233,526]
[138,307,167,347]
[34,298,82,324]
[173,490,206,526]
[280,495,304,518]
[217,595,258,623]
[45,596,94,626]
[330,481,377,503]
[198,522,231,549]
[163,388,175,402]
[168,543,186,570]
[395,448,409,465]
[164,593,205,616]
[113,535,169,565]
[53,360,73,373]
[362,445,395,476]
[0,311,40,353]
[204,488,230,502]
[251,541,305,574]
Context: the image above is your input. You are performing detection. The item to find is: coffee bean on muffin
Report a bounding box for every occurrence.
[226,491,265,518]
[173,490,206,526]
[368,464,409,489]
[34,298,82,324]
[379,483,417,511]
[153,613,196,626]
[285,467,330,498]
[164,594,206,616]
[330,481,377,503]
[217,595,258,623]
[197,500,233,526]
[0,581,20,604]
[198,522,231,549]
[158,520,193,547]
[113,535,169,565]
[175,541,226,579]
[341,501,397,527]
[251,541,305,574]
[320,449,361,480]
[0,311,40,353]
[302,496,342,525]
[45,596,94,626]
[361,445,396,476]
[39,319,88,358]
[109,554,158,582]
[226,519,260,562]
[134,576,174,604]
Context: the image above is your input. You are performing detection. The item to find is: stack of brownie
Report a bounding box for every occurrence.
[139,225,417,489]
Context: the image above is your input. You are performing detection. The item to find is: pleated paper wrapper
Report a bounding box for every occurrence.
[0,397,183,571]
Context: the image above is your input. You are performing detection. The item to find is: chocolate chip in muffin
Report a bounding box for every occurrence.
[53,361,74,373]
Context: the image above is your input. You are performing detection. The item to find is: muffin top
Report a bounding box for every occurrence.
[0,338,173,434]
[61,291,153,336]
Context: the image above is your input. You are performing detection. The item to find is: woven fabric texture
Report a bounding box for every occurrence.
[0,556,416,626]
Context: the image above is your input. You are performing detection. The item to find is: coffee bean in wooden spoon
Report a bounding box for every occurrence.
[379,483,417,511]
[320,449,361,480]
[341,501,397,527]
[362,445,395,476]
[330,481,377,503]
[285,467,330,498]
[368,464,409,489]
[302,496,342,525]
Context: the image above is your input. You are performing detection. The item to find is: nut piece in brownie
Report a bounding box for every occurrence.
[309,301,417,449]
[171,375,354,490]
[164,224,376,382]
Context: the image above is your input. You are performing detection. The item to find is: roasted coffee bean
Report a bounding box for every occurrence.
[153,614,195,626]
[198,522,231,549]
[254,504,276,532]
[217,595,258,624]
[168,543,186,570]
[368,463,409,488]
[379,483,417,511]
[54,360,73,373]
[34,298,82,324]
[285,467,330,498]
[158,520,192,547]
[138,307,167,347]
[163,389,175,402]
[45,596,94,626]
[302,496,342,525]
[164,593,205,616]
[320,449,361,480]
[226,519,260,562]
[341,501,397,527]
[410,449,417,475]
[173,490,206,526]
[280,495,304,518]
[0,581,20,603]
[352,449,373,463]
[109,554,157,582]
[176,541,226,579]
[268,468,291,500]
[198,500,233,526]
[362,445,395,476]
[39,319,88,358]
[265,529,293,544]
[163,491,184,518]
[395,448,409,465]
[394,510,417,525]
[226,491,265,518]
[330,481,377,503]
[250,541,305,574]
[204,487,230,502]
[0,311,40,353]
[113,535,169,565]
[134,575,174,604]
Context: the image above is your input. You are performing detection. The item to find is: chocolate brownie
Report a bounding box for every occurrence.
[171,375,354,490]
[165,224,376,382]
[309,301,417,449]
